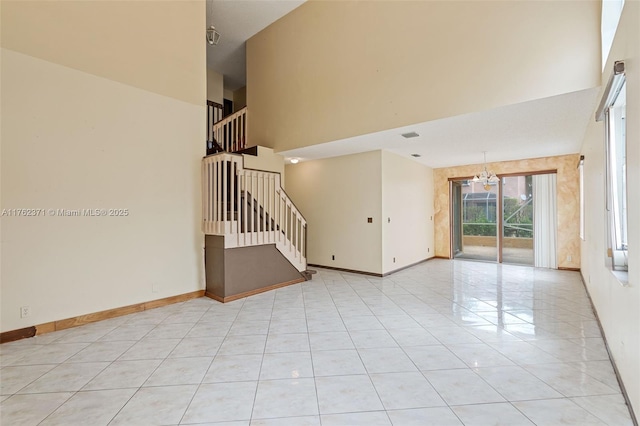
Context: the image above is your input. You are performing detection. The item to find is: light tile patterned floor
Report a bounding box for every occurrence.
[0,259,634,425]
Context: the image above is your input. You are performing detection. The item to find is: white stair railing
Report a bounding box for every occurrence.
[202,153,307,272]
[212,107,247,153]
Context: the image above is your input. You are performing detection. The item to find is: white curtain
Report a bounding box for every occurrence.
[533,174,558,268]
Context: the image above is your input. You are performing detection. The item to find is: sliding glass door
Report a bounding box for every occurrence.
[451,173,555,267]
[452,179,498,262]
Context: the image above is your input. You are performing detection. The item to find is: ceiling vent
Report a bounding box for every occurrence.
[401,132,420,139]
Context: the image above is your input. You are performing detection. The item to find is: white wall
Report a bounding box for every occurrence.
[580,0,639,415]
[0,0,205,332]
[381,151,434,274]
[0,50,205,332]
[207,68,224,104]
[285,151,382,274]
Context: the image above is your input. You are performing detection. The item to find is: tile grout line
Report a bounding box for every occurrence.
[247,291,276,423]
[302,276,324,424]
[176,298,239,426]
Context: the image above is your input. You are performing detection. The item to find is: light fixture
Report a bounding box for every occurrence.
[290,158,299,164]
[472,151,499,191]
[206,0,220,46]
[206,26,220,45]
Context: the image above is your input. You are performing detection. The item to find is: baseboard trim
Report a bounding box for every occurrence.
[0,326,37,344]
[579,272,638,426]
[2,290,205,342]
[558,266,581,272]
[381,258,433,277]
[205,278,306,303]
[307,264,382,277]
[204,291,225,303]
[309,258,436,278]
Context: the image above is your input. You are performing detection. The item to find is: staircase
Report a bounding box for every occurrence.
[202,152,307,272]
[202,106,309,298]
[207,106,248,155]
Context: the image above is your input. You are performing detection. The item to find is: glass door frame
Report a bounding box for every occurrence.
[449,177,502,262]
[449,169,556,264]
[451,181,464,257]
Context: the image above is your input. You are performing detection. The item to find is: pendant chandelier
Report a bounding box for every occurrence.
[472,152,499,191]
[206,0,221,46]
[207,26,221,45]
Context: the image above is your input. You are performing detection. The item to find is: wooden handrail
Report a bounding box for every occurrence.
[207,100,223,110]
[211,107,248,154]
[214,106,247,127]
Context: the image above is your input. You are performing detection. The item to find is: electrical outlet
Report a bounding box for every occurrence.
[393,257,396,263]
[20,306,30,318]
[152,283,160,293]
[567,255,572,262]
[332,255,335,260]
[428,248,430,253]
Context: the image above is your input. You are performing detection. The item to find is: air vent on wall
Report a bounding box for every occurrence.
[401,132,420,139]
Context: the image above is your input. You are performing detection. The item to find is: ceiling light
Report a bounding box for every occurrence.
[401,132,420,139]
[290,158,299,164]
[206,26,221,45]
[206,1,220,46]
[472,152,499,191]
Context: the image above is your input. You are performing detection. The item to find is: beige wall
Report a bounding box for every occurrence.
[0,1,206,332]
[247,0,600,151]
[207,68,224,104]
[285,150,434,275]
[285,151,383,274]
[1,0,204,105]
[242,147,285,184]
[381,151,434,274]
[234,86,247,112]
[580,1,639,414]
[433,154,580,269]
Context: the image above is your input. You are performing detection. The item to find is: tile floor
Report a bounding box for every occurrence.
[0,259,634,425]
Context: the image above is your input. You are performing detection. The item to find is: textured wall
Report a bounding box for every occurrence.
[434,154,580,269]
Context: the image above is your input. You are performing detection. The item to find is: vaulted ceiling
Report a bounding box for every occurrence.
[206,0,305,91]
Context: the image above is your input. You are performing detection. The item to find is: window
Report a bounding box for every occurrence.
[596,61,627,271]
